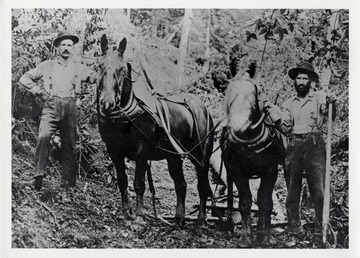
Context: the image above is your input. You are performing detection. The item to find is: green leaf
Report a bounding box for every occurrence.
[255,19,263,30]
[331,29,342,41]
[295,37,302,47]
[279,30,284,41]
[272,18,278,29]
[288,23,294,32]
[259,27,267,35]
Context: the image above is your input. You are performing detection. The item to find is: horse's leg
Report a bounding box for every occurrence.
[133,159,148,224]
[106,143,131,218]
[167,156,186,228]
[234,177,253,247]
[195,161,212,226]
[256,166,278,246]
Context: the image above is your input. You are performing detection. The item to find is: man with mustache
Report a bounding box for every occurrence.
[274,61,337,246]
[19,31,96,191]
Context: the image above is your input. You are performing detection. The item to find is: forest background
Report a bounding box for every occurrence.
[1,2,358,256]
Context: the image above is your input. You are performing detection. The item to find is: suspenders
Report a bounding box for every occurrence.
[48,61,55,95]
[72,63,79,97]
[48,60,80,97]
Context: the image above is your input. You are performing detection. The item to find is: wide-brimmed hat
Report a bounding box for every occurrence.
[53,30,79,47]
[288,61,319,81]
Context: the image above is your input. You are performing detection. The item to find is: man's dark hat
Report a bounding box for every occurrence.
[53,30,79,47]
[288,61,319,81]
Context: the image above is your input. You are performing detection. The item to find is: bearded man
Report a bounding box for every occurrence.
[276,61,336,244]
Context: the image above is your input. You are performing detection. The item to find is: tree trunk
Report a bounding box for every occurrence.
[174,9,192,91]
[154,9,159,37]
[202,9,211,74]
[127,9,131,24]
[77,9,88,57]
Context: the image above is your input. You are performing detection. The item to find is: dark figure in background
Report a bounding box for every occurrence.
[19,31,96,190]
[275,61,336,244]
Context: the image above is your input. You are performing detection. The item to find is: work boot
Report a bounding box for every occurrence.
[34,176,43,191]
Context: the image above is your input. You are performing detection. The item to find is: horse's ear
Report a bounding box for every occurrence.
[118,37,127,56]
[101,34,108,55]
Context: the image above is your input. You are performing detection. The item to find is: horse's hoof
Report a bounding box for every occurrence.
[174,217,186,229]
[117,209,133,220]
[196,217,207,228]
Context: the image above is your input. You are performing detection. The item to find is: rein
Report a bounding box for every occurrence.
[98,59,219,167]
[123,108,221,167]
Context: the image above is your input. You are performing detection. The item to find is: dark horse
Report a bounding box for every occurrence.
[220,62,285,247]
[97,34,214,227]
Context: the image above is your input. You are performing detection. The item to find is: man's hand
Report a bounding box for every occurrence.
[326,94,337,109]
[326,94,337,105]
[263,99,282,123]
[38,89,50,100]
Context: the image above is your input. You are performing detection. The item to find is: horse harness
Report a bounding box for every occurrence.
[97,61,214,166]
[222,83,278,158]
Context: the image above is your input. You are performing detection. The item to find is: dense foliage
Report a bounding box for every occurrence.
[11,8,349,249]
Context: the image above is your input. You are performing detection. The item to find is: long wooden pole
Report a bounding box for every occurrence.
[322,102,333,245]
[322,67,333,245]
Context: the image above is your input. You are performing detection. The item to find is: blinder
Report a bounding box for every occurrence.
[97,52,139,121]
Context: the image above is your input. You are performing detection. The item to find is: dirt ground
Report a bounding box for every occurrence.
[11,141,343,249]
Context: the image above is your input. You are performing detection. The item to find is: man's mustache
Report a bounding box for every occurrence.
[62,50,70,54]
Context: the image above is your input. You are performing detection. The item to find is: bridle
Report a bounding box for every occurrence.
[97,53,138,117]
[226,83,268,145]
[98,63,130,99]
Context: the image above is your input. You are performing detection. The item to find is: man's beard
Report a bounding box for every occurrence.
[295,81,311,97]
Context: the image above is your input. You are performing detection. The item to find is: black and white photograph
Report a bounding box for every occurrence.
[1,1,359,257]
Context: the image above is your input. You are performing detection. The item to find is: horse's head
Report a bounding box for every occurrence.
[97,34,132,115]
[225,68,263,142]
